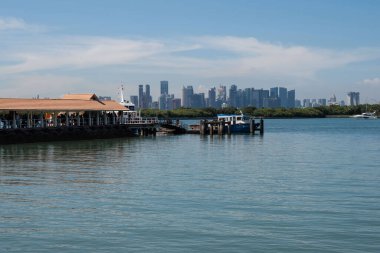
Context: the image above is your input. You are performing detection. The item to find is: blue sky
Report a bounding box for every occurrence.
[1,0,380,102]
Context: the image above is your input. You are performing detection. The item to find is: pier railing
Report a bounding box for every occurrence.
[0,116,159,130]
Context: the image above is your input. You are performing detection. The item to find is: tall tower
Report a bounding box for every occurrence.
[160,81,169,95]
[279,87,288,108]
[229,84,238,107]
[138,84,144,109]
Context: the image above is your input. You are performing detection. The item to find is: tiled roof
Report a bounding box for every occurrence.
[0,98,128,111]
[62,94,99,100]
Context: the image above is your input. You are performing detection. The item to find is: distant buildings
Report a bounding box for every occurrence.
[347,92,360,106]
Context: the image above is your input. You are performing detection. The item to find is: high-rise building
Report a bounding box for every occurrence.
[130,96,138,107]
[279,87,288,108]
[192,93,205,108]
[160,81,169,95]
[172,98,181,109]
[229,84,238,107]
[252,89,269,108]
[208,87,216,108]
[270,87,279,98]
[287,89,295,108]
[145,84,152,108]
[347,92,360,106]
[217,85,227,102]
[138,85,144,109]
[182,86,194,107]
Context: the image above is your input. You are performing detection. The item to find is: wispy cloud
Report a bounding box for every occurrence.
[2,35,379,80]
[0,17,43,32]
[2,33,380,98]
[361,77,380,86]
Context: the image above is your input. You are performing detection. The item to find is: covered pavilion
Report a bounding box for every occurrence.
[0,93,128,129]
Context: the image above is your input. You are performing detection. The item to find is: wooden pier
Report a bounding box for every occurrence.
[188,118,264,135]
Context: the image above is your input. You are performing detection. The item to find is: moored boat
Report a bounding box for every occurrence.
[216,112,252,133]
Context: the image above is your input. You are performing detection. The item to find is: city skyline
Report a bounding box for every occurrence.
[1,1,380,102]
[124,81,362,110]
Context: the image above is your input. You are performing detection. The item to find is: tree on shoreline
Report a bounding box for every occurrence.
[140,104,380,119]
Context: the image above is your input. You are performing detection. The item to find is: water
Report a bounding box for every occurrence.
[1,118,380,252]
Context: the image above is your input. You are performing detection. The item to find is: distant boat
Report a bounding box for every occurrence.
[351,111,377,119]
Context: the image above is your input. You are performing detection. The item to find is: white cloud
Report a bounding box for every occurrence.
[2,34,380,99]
[361,77,380,86]
[0,17,43,32]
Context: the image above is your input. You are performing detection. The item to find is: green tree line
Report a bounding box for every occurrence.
[141,104,380,119]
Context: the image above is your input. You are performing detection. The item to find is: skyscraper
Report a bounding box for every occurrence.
[270,87,279,98]
[208,87,216,108]
[279,87,288,108]
[145,84,152,108]
[229,84,238,107]
[182,86,194,107]
[138,84,144,109]
[287,89,296,108]
[347,92,360,106]
[160,80,169,95]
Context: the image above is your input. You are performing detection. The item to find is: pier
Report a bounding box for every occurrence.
[0,93,159,144]
[188,118,264,135]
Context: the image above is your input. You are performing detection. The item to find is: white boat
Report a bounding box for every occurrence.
[217,112,252,133]
[351,111,377,119]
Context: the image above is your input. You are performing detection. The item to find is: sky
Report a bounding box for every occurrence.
[1,0,380,102]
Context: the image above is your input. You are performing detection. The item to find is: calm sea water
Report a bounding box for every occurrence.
[1,118,380,252]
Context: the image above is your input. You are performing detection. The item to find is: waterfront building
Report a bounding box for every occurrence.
[0,93,127,129]
[347,92,360,106]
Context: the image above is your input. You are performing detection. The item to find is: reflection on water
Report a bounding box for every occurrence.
[1,119,380,252]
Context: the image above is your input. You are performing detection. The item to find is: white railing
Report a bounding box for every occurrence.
[121,117,159,125]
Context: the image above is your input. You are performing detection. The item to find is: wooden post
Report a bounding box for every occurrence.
[41,112,45,128]
[227,123,231,135]
[260,118,264,135]
[27,112,31,128]
[89,112,92,126]
[103,112,107,125]
[200,120,205,135]
[77,113,81,126]
[53,112,58,127]
[96,112,100,126]
[209,123,214,135]
[218,122,224,135]
[12,111,16,129]
[250,119,254,133]
[65,112,69,127]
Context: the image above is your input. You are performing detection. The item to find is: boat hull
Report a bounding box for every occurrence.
[230,123,250,133]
